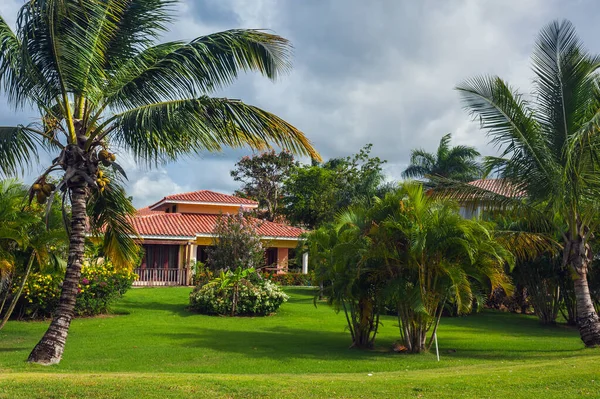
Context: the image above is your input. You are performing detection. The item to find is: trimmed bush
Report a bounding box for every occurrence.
[15,263,137,319]
[189,272,288,316]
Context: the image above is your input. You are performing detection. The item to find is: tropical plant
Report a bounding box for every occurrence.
[308,223,382,349]
[189,268,288,316]
[0,179,67,330]
[402,133,482,183]
[0,1,318,364]
[455,19,600,346]
[309,183,514,352]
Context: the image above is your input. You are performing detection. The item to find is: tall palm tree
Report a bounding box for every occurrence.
[402,133,482,183]
[0,0,319,365]
[456,20,600,346]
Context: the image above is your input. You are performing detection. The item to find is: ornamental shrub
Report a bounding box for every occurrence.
[189,271,288,316]
[14,263,136,319]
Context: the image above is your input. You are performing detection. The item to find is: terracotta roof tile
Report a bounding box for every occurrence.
[131,212,305,239]
[468,179,526,198]
[136,206,163,216]
[150,190,257,209]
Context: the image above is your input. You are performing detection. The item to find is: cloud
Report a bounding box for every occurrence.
[4,0,600,206]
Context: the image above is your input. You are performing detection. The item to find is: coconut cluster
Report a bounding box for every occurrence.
[98,150,116,166]
[32,181,56,204]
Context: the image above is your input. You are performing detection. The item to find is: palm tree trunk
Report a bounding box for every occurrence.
[0,250,36,330]
[28,185,87,365]
[567,234,600,347]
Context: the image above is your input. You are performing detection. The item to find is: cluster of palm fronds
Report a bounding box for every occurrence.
[305,183,514,353]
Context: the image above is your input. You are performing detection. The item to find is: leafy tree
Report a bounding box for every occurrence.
[284,144,386,229]
[207,211,265,272]
[0,1,318,364]
[283,166,338,229]
[455,20,600,346]
[231,150,297,221]
[402,133,482,183]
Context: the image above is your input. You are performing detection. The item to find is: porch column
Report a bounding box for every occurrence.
[302,252,309,275]
[276,248,288,274]
[189,244,197,265]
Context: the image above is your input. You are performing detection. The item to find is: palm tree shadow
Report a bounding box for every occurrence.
[159,326,389,361]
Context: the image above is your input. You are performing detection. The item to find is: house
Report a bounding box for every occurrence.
[131,190,308,286]
[459,178,526,219]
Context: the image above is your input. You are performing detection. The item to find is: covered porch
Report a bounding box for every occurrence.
[133,237,308,286]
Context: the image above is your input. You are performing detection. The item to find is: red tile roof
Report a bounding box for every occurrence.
[132,212,304,239]
[468,179,526,198]
[149,190,257,209]
[136,206,163,216]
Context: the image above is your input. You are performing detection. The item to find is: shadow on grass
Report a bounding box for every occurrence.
[114,300,194,317]
[0,347,28,353]
[158,321,586,363]
[159,326,388,362]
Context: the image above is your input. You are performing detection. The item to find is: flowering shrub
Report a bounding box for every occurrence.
[15,263,137,319]
[189,272,288,316]
[261,271,315,286]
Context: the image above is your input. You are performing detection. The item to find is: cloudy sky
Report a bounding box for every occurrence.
[1,0,599,207]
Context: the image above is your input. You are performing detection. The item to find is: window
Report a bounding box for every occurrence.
[141,245,180,269]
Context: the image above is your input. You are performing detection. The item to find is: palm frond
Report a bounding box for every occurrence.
[87,180,139,269]
[104,29,294,110]
[456,76,555,183]
[0,126,42,176]
[102,0,175,70]
[108,96,320,164]
[532,20,600,159]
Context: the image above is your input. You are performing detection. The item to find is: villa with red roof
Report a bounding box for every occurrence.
[131,190,307,286]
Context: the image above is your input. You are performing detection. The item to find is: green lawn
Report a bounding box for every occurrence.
[1,287,599,398]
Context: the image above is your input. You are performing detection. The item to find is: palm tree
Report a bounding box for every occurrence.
[310,183,513,352]
[368,184,512,353]
[0,1,319,365]
[456,20,600,346]
[402,133,482,183]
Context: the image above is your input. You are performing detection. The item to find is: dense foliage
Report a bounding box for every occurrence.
[189,268,288,316]
[283,144,387,229]
[307,183,513,352]
[0,179,67,329]
[262,271,315,286]
[12,263,136,319]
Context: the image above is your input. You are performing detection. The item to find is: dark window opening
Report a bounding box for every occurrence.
[141,245,179,269]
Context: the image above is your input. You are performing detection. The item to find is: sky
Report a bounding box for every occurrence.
[1,0,600,207]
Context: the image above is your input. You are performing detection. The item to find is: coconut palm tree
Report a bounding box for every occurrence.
[456,20,600,346]
[402,133,482,183]
[0,0,319,364]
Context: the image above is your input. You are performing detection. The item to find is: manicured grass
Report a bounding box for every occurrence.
[1,287,599,398]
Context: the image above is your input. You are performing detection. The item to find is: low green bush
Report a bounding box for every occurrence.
[261,271,315,286]
[15,263,137,318]
[189,269,288,316]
